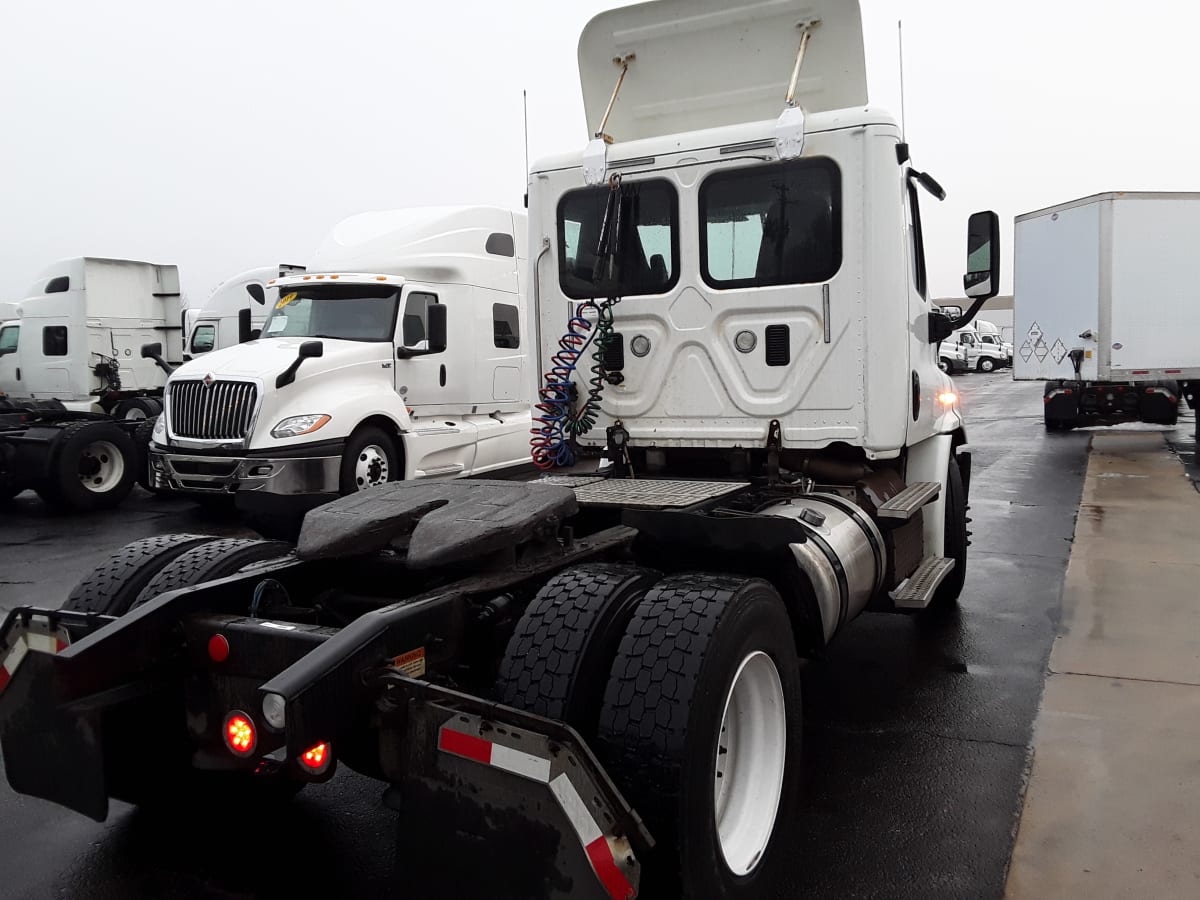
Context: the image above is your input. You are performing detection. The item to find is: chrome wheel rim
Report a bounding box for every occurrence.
[123,408,147,421]
[713,650,787,876]
[354,444,390,489]
[78,440,125,493]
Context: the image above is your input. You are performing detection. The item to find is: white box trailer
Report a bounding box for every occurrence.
[1014,192,1200,427]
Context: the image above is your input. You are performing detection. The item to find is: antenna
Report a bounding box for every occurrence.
[898,20,907,141]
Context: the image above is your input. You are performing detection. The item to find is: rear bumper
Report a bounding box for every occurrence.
[149,442,343,497]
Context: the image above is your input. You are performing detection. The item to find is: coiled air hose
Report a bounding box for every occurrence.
[530,173,626,470]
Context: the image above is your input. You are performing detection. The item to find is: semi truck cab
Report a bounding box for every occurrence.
[149,207,533,530]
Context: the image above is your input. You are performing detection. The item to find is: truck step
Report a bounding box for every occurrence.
[876,481,941,522]
[889,556,956,610]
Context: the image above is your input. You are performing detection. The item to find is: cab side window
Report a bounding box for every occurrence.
[190,324,216,354]
[492,303,519,349]
[0,324,18,355]
[43,326,68,356]
[402,292,439,347]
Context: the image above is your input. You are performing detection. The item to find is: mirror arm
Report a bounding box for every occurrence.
[949,297,989,332]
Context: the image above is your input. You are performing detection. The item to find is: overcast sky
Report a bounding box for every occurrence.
[2,0,1198,306]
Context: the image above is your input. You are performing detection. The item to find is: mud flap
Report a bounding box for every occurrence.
[0,610,110,820]
[375,675,651,900]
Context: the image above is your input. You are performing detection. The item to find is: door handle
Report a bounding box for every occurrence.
[439,364,446,388]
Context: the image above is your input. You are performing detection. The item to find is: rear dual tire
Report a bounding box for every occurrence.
[597,574,802,899]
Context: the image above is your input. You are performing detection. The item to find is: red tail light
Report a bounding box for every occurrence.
[208,634,230,663]
[299,741,332,775]
[224,711,257,758]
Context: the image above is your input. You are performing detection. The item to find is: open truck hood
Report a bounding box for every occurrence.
[578,0,867,142]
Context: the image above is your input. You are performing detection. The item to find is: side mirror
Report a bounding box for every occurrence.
[964,211,1001,300]
[940,304,963,320]
[238,307,254,344]
[246,283,266,305]
[426,303,447,354]
[140,342,174,375]
[275,340,323,389]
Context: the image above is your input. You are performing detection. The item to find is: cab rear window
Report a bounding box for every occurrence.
[557,179,678,299]
[700,158,842,289]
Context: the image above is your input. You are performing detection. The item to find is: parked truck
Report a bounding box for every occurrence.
[183,264,306,361]
[0,1,1001,896]
[147,207,533,534]
[0,258,182,509]
[1015,192,1200,429]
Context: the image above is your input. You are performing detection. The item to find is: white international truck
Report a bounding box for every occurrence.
[183,264,307,361]
[147,206,533,533]
[0,258,182,509]
[0,2,1002,897]
[1015,192,1200,429]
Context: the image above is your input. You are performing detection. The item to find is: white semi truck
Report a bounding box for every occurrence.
[183,264,306,361]
[1015,192,1200,429]
[147,207,533,533]
[0,258,182,509]
[0,2,1001,897]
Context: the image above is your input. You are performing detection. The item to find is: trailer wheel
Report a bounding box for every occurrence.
[596,574,801,899]
[132,537,290,609]
[977,357,996,373]
[113,397,162,420]
[340,426,400,493]
[62,534,217,615]
[495,563,659,735]
[35,420,137,511]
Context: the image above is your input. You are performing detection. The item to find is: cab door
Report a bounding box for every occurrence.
[0,323,20,395]
[395,284,478,477]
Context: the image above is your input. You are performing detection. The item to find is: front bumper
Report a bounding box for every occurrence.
[149,443,343,497]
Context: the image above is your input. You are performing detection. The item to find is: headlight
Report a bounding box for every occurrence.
[271,414,331,439]
[152,415,167,443]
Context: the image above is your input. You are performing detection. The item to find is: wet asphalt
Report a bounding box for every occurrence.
[0,375,1194,899]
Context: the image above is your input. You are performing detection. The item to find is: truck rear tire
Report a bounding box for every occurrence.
[495,563,659,735]
[132,537,290,609]
[340,426,399,494]
[113,397,162,420]
[596,574,802,899]
[61,534,216,615]
[35,420,137,511]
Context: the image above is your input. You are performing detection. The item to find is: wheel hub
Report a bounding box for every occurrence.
[713,650,787,876]
[355,445,390,489]
[77,440,125,493]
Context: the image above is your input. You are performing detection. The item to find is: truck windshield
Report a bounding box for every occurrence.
[261,285,400,342]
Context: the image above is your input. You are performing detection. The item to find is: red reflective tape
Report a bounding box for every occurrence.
[438,727,492,765]
[0,666,10,694]
[584,837,636,900]
[55,639,68,653]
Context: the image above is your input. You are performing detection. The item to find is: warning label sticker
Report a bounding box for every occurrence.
[390,647,426,678]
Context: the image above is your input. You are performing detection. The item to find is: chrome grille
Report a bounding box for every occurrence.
[168,380,257,441]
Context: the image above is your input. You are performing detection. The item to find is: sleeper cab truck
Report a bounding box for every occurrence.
[0,258,182,510]
[147,207,534,535]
